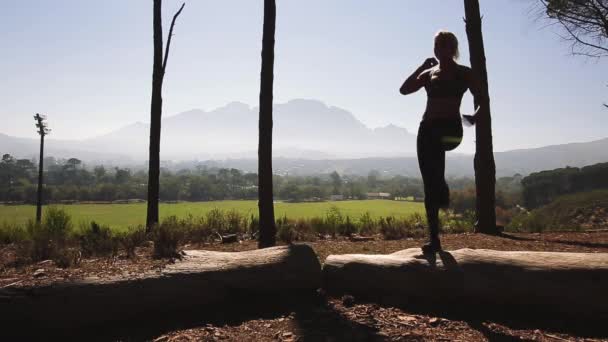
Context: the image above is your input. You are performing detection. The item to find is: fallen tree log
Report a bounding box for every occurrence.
[323,248,608,318]
[0,244,321,336]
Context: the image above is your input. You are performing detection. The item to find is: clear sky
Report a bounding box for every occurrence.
[1,0,607,153]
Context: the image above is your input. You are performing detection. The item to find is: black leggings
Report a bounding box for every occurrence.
[417,118,463,240]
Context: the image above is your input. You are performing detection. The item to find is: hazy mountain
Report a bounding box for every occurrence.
[0,133,132,163]
[2,99,608,177]
[80,99,418,160]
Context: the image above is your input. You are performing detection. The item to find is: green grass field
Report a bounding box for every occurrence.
[0,200,424,231]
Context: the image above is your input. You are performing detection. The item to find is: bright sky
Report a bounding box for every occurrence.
[1,0,607,153]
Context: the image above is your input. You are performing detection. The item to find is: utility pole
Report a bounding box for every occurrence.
[34,113,50,223]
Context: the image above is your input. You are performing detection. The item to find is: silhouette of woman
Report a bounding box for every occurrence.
[400,30,480,254]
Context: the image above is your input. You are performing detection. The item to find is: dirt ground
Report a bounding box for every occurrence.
[2,232,608,341]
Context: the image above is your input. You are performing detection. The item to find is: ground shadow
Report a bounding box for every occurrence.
[384,298,608,339]
[6,290,387,342]
[499,232,608,249]
[293,297,387,342]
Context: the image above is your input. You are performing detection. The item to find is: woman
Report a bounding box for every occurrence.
[400,30,480,254]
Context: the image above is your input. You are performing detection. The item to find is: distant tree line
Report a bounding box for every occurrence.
[522,162,608,209]
[0,153,501,205]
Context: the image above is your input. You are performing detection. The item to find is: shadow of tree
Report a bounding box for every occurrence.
[499,232,608,249]
[293,300,387,342]
[10,291,387,342]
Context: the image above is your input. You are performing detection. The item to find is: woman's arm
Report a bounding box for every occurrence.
[399,58,437,95]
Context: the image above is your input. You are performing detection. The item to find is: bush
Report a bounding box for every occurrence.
[507,211,552,233]
[248,215,259,237]
[379,214,424,240]
[325,206,344,237]
[179,214,212,243]
[338,216,357,236]
[310,217,329,236]
[277,216,296,244]
[120,225,147,258]
[53,248,81,268]
[358,212,376,236]
[79,221,119,257]
[495,206,518,227]
[152,216,184,259]
[42,207,73,246]
[379,216,403,240]
[0,223,27,244]
[293,218,316,241]
[205,208,226,232]
[442,211,474,234]
[224,209,245,235]
[25,208,73,262]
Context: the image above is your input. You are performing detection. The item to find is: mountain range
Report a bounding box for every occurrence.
[2,99,608,177]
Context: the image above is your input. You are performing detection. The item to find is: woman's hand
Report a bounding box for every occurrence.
[422,57,438,70]
[400,58,438,95]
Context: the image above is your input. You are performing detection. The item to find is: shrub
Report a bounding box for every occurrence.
[310,217,329,236]
[379,215,423,240]
[495,206,518,227]
[293,218,316,241]
[379,216,403,240]
[277,216,296,244]
[358,212,376,236]
[442,212,474,234]
[507,211,553,233]
[79,221,119,257]
[248,215,259,238]
[53,248,81,268]
[120,225,147,258]
[338,216,357,236]
[42,207,73,247]
[152,216,184,259]
[225,209,245,235]
[179,214,212,242]
[25,208,73,262]
[205,208,226,232]
[0,223,27,244]
[325,206,344,237]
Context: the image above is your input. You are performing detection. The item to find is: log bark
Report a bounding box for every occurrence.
[323,248,608,317]
[0,245,321,334]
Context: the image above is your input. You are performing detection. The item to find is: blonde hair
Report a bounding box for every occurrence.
[435,30,459,60]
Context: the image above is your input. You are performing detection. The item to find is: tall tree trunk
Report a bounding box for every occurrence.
[464,0,498,234]
[258,0,277,248]
[36,134,44,224]
[146,0,165,230]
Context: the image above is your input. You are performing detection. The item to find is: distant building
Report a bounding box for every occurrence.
[366,192,391,200]
[329,194,344,201]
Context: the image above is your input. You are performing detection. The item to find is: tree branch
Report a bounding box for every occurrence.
[559,17,608,54]
[162,2,186,74]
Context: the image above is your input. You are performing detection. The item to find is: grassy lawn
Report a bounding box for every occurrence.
[0,200,424,231]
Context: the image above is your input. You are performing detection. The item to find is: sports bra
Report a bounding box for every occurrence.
[424,66,468,99]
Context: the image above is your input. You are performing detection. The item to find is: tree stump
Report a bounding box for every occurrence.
[323,248,608,318]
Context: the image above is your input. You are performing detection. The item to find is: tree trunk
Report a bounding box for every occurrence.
[146,0,165,230]
[258,0,277,248]
[323,248,608,318]
[36,134,44,223]
[1,245,321,338]
[464,0,498,234]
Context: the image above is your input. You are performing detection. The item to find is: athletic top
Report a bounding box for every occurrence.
[422,65,469,121]
[424,66,468,99]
